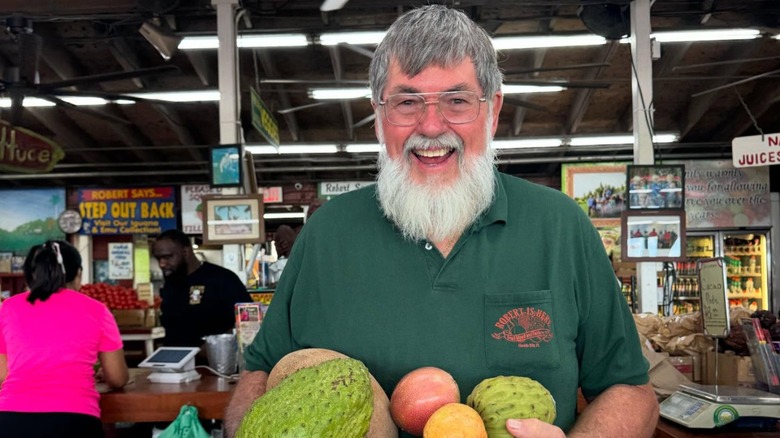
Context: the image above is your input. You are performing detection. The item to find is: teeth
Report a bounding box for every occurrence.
[415,148,450,158]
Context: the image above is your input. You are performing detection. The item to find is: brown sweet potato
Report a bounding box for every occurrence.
[267,348,398,438]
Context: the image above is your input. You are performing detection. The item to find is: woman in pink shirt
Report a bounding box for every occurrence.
[0,240,129,438]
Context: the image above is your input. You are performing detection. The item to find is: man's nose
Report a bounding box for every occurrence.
[416,101,448,135]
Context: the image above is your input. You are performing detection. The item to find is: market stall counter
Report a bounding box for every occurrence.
[655,417,780,437]
[99,368,235,423]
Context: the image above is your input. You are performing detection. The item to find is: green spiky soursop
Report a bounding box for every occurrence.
[237,357,374,438]
[466,376,556,438]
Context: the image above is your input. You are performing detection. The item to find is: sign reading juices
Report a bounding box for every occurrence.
[78,187,176,235]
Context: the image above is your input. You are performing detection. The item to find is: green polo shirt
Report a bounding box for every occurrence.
[245,171,649,432]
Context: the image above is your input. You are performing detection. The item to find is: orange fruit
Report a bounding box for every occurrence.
[423,403,488,438]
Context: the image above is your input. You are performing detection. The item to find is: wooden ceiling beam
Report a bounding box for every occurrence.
[714,81,780,139]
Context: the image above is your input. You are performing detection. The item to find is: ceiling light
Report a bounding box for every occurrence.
[320,31,386,46]
[128,90,220,102]
[569,133,678,146]
[178,33,309,50]
[652,28,760,42]
[308,88,371,99]
[246,144,340,154]
[502,84,565,93]
[264,212,306,219]
[320,0,350,12]
[492,138,563,149]
[139,21,182,60]
[492,34,606,50]
[345,143,381,153]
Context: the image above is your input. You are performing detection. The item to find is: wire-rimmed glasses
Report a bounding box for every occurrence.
[378,91,486,126]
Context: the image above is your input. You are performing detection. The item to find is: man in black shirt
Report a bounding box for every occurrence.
[153,229,252,347]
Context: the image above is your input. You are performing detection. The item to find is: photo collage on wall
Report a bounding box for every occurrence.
[621,165,686,262]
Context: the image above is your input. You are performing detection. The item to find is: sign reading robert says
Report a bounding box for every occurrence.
[0,119,65,173]
[78,187,176,235]
[732,133,780,168]
[318,181,374,200]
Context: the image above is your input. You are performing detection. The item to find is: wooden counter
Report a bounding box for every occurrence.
[99,368,235,423]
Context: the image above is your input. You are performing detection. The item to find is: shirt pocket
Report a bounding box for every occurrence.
[484,290,561,373]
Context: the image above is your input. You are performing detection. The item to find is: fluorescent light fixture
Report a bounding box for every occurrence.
[320,0,350,12]
[345,143,381,153]
[128,90,220,102]
[652,28,760,42]
[178,33,309,50]
[309,88,371,100]
[0,96,130,107]
[492,138,563,149]
[502,84,565,94]
[569,133,678,146]
[492,34,606,50]
[264,212,306,219]
[320,31,386,46]
[246,144,340,154]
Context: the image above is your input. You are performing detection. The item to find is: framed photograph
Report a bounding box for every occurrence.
[621,210,686,262]
[626,164,685,210]
[202,195,265,245]
[561,162,628,227]
[209,144,243,187]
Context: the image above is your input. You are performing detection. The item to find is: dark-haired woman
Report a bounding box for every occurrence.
[0,240,129,438]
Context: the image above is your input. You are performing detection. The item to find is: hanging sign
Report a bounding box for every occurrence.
[732,133,780,168]
[250,87,280,147]
[0,119,65,173]
[108,242,134,280]
[78,187,176,235]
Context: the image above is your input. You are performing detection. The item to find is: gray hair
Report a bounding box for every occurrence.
[369,5,503,102]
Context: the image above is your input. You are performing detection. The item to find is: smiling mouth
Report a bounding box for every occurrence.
[412,147,456,164]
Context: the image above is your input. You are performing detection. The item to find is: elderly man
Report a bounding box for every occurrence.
[224,5,658,438]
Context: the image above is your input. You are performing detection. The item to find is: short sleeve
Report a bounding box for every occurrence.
[0,303,7,354]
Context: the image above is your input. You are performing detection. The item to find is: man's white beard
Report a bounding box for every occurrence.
[375,121,497,243]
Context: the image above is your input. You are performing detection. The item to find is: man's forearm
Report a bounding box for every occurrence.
[224,370,269,438]
[568,383,659,438]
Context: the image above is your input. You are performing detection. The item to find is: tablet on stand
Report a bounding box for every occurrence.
[138,346,201,383]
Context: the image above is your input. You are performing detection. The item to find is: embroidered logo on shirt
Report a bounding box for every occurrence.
[189,286,204,305]
[492,307,553,348]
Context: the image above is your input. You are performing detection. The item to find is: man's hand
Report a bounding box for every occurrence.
[505,419,566,438]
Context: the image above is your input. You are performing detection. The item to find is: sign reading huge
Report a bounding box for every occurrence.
[732,133,780,168]
[78,187,176,235]
[0,119,65,173]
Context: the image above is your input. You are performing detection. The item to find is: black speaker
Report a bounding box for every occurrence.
[578,1,632,40]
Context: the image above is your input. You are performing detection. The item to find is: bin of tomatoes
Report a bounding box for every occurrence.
[80,283,161,328]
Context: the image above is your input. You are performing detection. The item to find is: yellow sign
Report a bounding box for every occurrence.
[250,87,280,147]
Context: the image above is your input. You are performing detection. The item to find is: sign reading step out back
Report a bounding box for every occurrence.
[78,187,176,235]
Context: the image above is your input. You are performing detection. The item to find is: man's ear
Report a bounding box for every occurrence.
[490,91,503,136]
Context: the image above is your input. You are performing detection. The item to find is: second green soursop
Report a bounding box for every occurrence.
[237,357,374,438]
[467,376,556,438]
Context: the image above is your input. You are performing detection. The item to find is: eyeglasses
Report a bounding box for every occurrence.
[378,91,486,126]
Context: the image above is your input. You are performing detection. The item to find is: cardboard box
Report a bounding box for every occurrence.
[111,309,158,328]
[703,351,756,387]
[666,354,703,383]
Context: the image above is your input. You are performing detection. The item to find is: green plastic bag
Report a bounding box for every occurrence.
[158,405,211,438]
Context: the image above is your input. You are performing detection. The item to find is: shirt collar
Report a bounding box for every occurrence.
[473,168,508,231]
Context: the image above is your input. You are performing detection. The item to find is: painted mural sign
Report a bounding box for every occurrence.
[0,119,65,173]
[0,188,65,255]
[671,160,770,229]
[78,187,176,235]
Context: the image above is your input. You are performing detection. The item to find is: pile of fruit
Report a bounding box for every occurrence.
[236,348,556,438]
[79,283,161,309]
